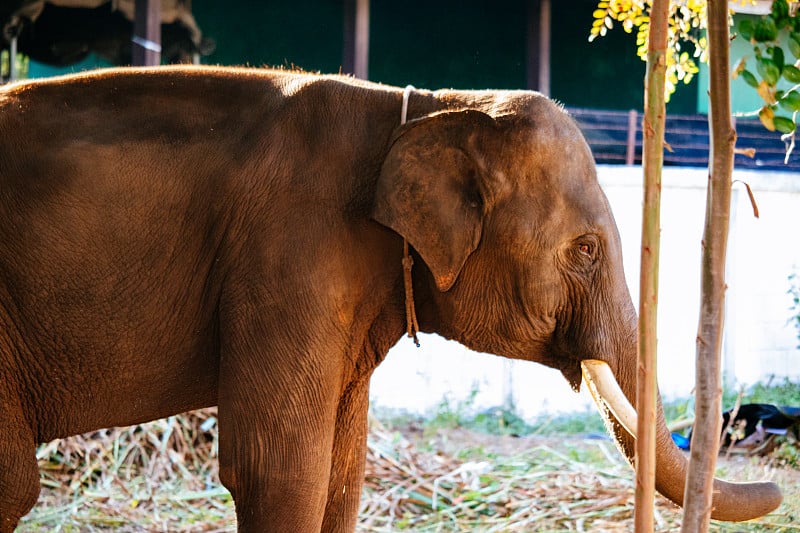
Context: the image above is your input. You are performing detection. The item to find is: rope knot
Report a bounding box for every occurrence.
[402,254,414,272]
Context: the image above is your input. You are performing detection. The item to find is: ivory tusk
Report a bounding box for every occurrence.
[581,359,638,439]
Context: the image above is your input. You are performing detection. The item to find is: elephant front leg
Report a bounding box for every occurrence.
[217,347,342,532]
[0,397,40,533]
[321,377,371,532]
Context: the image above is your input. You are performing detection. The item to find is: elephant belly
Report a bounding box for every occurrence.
[22,323,221,442]
[0,243,223,441]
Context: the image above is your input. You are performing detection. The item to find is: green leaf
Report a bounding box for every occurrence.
[790,34,800,58]
[754,17,778,42]
[739,19,755,41]
[773,116,796,134]
[771,46,785,71]
[757,57,781,84]
[784,64,800,83]
[772,0,789,23]
[741,69,759,88]
[779,90,800,111]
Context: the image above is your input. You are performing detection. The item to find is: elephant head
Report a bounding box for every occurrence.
[372,92,782,521]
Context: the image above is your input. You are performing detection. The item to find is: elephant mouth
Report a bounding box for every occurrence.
[559,362,584,393]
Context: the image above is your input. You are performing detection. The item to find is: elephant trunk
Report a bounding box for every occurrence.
[581,359,782,522]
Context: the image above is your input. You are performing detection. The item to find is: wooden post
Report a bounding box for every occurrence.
[9,35,17,82]
[133,0,161,66]
[526,0,551,94]
[637,0,669,531]
[343,0,354,74]
[626,109,638,165]
[342,0,369,79]
[538,0,551,95]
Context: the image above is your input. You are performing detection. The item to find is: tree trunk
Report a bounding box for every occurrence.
[637,0,668,531]
[681,1,735,531]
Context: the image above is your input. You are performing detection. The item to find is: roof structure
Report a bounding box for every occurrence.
[1,0,212,67]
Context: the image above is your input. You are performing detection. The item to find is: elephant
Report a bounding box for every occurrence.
[0,65,781,532]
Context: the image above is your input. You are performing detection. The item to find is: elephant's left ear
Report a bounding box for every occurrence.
[372,109,498,292]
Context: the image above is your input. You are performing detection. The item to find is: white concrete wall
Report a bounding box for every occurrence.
[368,165,800,419]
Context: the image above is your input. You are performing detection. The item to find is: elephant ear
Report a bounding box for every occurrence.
[372,109,498,292]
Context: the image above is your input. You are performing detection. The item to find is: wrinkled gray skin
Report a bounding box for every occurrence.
[0,67,780,532]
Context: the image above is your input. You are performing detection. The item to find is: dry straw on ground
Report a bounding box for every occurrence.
[28,409,229,532]
[361,420,684,532]
[20,410,796,532]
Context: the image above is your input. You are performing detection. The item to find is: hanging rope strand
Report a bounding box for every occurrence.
[400,85,420,346]
[402,240,420,346]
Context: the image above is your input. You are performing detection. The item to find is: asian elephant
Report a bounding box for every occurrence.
[0,66,781,531]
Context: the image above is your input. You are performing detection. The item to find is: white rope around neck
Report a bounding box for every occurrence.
[399,85,420,346]
[401,84,414,125]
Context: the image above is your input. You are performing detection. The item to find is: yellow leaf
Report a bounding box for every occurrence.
[732,57,747,79]
[759,105,776,131]
[757,80,778,105]
[593,8,608,18]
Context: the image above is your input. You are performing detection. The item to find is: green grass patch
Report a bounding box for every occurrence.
[374,377,800,439]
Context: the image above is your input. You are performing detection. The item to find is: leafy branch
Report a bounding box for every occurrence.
[0,50,28,80]
[591,0,800,157]
[589,0,708,100]
[733,0,800,154]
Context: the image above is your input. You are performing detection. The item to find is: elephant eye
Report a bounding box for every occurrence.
[573,235,599,263]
